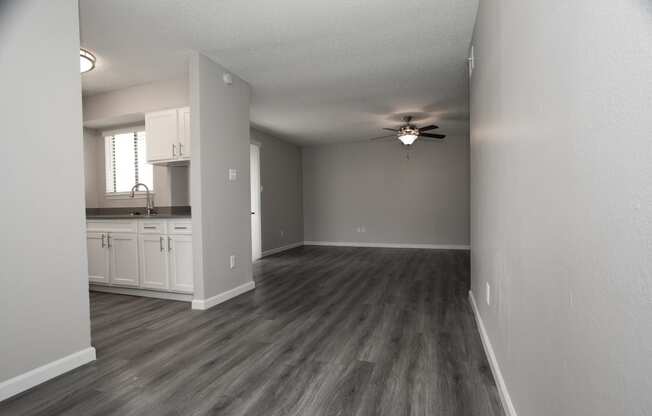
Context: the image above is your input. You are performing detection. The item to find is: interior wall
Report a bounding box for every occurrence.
[189,52,253,302]
[470,1,652,415]
[82,78,188,125]
[82,127,189,208]
[302,138,470,247]
[0,0,93,391]
[251,129,303,252]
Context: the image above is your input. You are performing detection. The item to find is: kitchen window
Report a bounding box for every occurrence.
[104,130,153,195]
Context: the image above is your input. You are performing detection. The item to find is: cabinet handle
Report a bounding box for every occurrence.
[106,234,112,248]
[178,142,183,156]
[172,143,177,157]
[144,226,156,229]
[174,226,187,230]
[168,237,172,251]
[160,236,164,252]
[101,234,105,248]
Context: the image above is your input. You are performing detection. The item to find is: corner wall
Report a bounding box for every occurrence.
[189,52,254,306]
[470,1,652,415]
[0,0,94,400]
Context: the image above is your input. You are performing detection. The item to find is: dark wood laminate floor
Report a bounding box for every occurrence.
[0,246,503,416]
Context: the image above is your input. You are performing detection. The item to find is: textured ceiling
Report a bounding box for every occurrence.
[80,0,478,144]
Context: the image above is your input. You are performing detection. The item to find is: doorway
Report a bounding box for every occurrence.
[250,143,262,261]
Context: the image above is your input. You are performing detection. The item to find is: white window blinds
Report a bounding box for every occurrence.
[104,131,153,193]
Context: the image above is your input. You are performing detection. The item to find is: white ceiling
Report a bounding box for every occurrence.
[80,0,478,145]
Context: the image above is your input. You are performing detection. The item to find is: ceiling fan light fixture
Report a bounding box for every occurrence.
[80,48,96,73]
[398,126,419,146]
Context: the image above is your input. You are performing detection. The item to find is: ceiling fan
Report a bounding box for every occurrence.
[371,116,446,146]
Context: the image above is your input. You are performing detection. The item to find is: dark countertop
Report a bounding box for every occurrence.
[86,206,191,220]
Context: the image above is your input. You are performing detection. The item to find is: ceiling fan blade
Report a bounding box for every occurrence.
[369,135,396,141]
[419,133,446,139]
[418,125,439,132]
[382,128,398,132]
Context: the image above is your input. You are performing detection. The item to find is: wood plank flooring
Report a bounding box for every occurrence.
[0,246,504,416]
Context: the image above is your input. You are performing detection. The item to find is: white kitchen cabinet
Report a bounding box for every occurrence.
[87,232,109,284]
[178,107,191,159]
[145,107,190,163]
[108,233,139,287]
[139,234,169,290]
[145,108,178,162]
[87,219,193,296]
[168,235,193,292]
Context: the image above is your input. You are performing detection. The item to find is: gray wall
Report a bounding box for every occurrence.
[302,138,470,246]
[82,127,189,208]
[251,129,303,252]
[190,52,253,301]
[470,1,652,415]
[83,78,188,126]
[0,0,93,385]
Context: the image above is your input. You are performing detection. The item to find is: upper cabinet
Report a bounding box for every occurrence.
[145,107,190,164]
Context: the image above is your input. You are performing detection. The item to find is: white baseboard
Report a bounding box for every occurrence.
[192,281,256,310]
[0,347,96,402]
[261,241,304,257]
[303,241,470,250]
[469,291,517,416]
[90,285,193,302]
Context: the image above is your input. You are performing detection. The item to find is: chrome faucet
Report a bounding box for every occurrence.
[130,183,155,215]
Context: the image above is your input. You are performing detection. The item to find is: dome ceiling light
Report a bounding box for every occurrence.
[80,48,96,73]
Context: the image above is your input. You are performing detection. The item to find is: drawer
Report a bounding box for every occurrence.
[168,220,192,235]
[139,220,167,234]
[87,220,138,233]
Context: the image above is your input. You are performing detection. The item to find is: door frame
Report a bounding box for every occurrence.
[250,142,262,261]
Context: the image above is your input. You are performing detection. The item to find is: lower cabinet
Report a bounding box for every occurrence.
[108,233,140,287]
[139,234,194,293]
[87,232,139,287]
[87,232,110,284]
[168,235,193,292]
[87,219,193,295]
[139,234,169,290]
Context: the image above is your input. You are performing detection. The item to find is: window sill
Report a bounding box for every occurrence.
[105,192,155,200]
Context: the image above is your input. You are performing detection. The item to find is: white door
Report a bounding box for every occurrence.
[87,232,109,284]
[145,108,178,162]
[139,234,169,290]
[168,235,194,293]
[250,143,262,261]
[108,233,139,287]
[178,107,191,159]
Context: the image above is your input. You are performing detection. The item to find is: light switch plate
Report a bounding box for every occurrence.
[229,168,237,181]
[230,255,236,269]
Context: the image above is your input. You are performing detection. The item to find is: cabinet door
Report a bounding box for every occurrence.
[168,235,193,293]
[87,232,109,284]
[108,233,139,287]
[145,109,178,162]
[139,234,169,290]
[177,107,191,159]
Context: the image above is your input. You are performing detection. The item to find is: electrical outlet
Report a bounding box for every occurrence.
[280,229,285,238]
[360,226,366,233]
[486,282,491,306]
[229,255,236,269]
[228,168,237,181]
